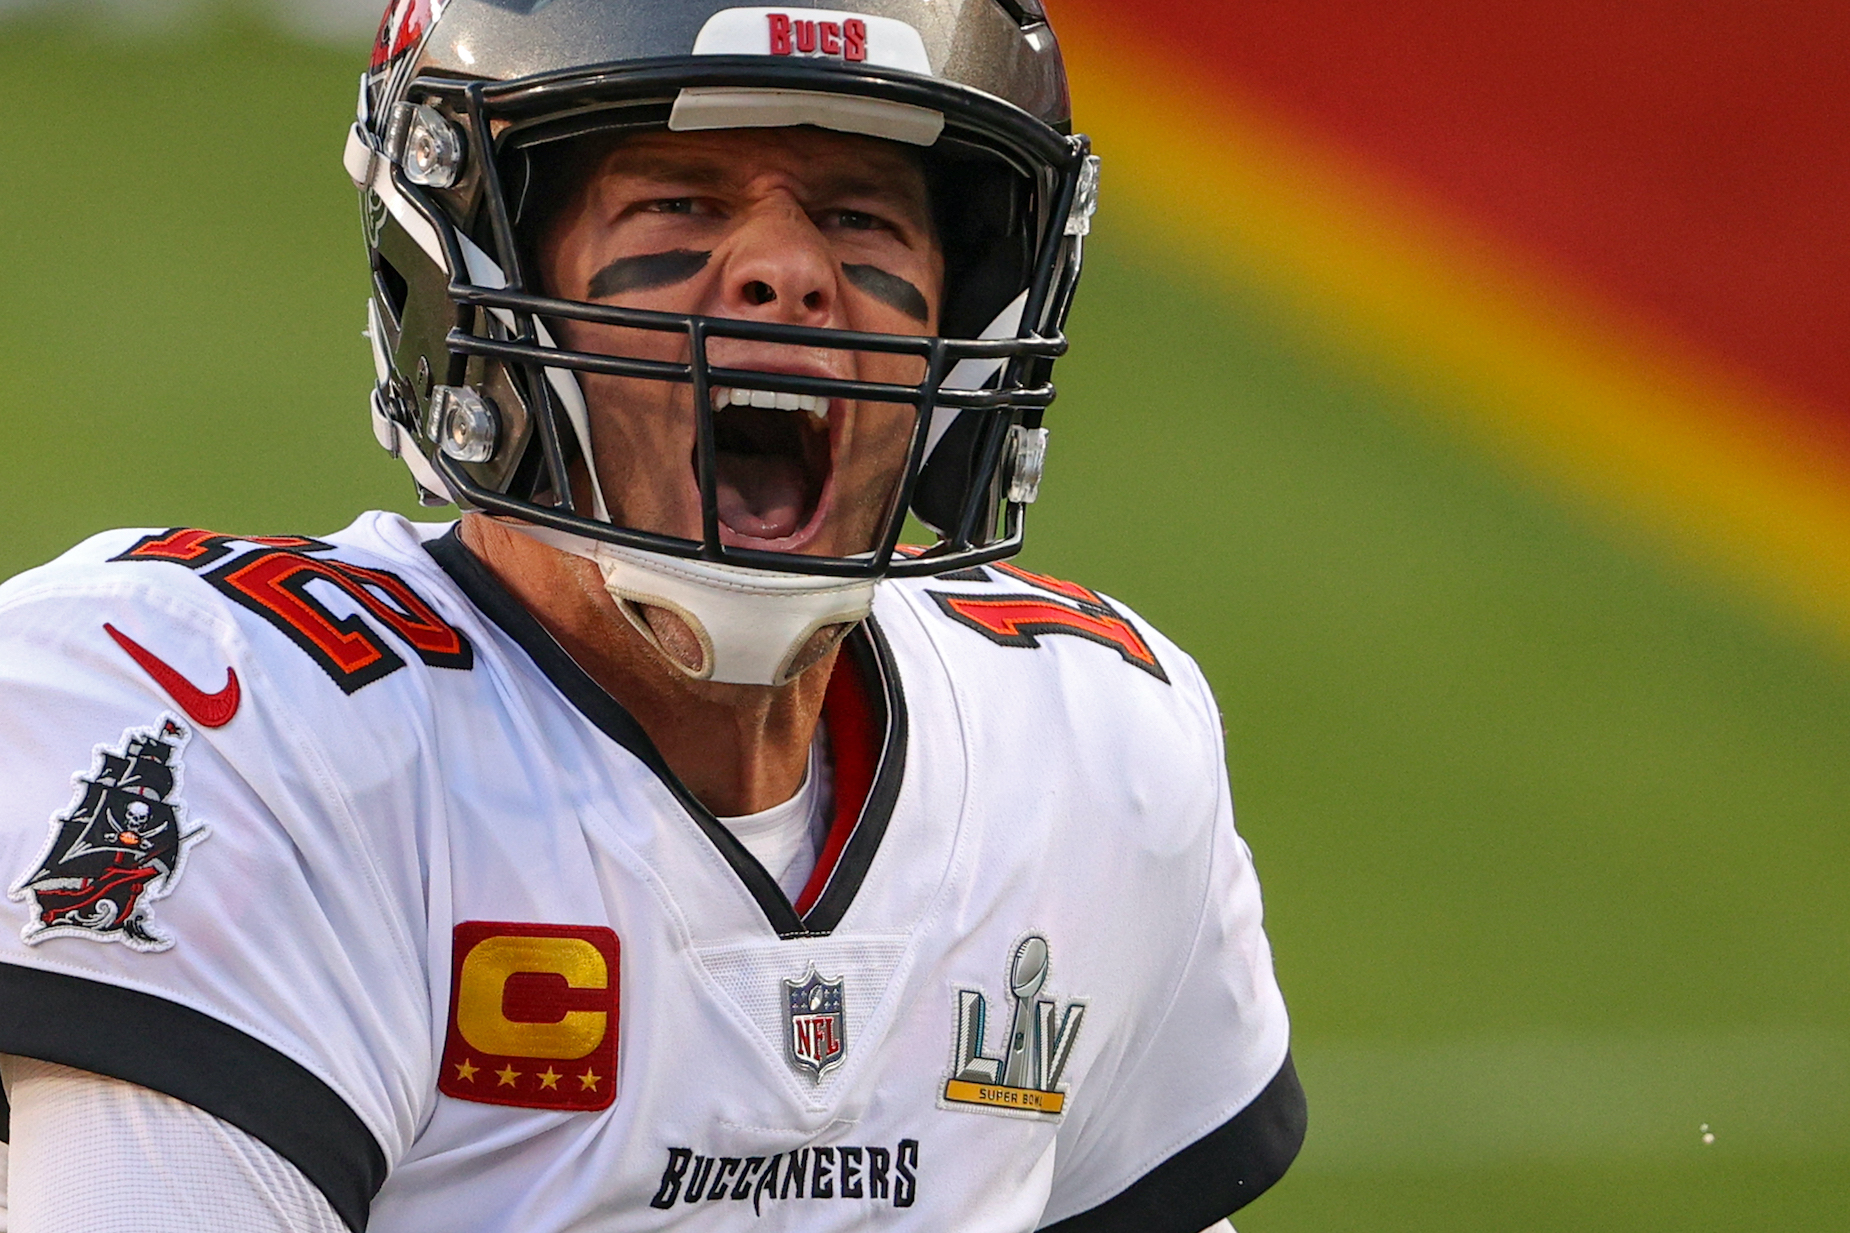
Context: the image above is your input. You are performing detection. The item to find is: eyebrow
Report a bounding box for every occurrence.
[599,154,734,190]
[587,249,712,298]
[603,155,930,228]
[818,169,933,230]
[843,263,930,323]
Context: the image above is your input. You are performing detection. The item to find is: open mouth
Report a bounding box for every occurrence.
[706,385,834,546]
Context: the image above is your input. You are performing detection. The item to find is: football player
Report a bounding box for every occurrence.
[0,1,1305,1230]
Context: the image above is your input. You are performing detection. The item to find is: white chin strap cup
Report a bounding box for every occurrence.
[513,526,875,687]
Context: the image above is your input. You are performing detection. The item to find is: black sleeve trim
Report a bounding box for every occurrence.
[0,963,387,1232]
[1042,1051,1307,1233]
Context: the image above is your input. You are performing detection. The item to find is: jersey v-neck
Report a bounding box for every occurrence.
[424,528,907,939]
[715,733,828,899]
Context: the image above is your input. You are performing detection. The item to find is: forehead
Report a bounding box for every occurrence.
[580,127,930,202]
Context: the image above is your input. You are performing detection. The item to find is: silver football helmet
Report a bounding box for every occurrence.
[345,0,1096,683]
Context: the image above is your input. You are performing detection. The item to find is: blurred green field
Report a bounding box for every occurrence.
[3,17,1846,1230]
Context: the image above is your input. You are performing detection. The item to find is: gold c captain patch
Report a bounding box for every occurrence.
[942,934,1085,1119]
[439,921,620,1111]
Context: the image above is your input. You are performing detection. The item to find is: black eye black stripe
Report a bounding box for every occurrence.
[583,252,928,324]
[843,263,930,323]
[588,249,712,298]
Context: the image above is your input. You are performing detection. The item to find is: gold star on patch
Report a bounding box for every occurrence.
[496,1065,521,1087]
[537,1067,562,1090]
[578,1068,601,1091]
[453,1058,478,1083]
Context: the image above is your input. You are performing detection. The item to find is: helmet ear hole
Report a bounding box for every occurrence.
[373,252,411,325]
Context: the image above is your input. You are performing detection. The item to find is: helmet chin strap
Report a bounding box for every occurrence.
[508,524,876,688]
[500,345,873,688]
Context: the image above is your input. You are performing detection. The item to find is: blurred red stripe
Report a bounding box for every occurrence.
[1050,0,1850,435]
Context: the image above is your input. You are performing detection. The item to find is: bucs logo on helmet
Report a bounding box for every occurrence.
[8,716,210,953]
[372,0,442,71]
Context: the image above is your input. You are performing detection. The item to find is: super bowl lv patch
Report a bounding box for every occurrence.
[440,921,621,1111]
[943,934,1085,1118]
[8,715,210,953]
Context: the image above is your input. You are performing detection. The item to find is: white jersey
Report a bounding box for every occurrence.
[0,513,1301,1233]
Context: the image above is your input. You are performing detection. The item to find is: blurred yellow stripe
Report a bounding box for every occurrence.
[1061,24,1850,649]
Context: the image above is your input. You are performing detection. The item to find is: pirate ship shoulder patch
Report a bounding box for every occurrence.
[8,714,210,953]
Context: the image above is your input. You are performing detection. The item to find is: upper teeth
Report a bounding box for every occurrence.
[713,386,828,420]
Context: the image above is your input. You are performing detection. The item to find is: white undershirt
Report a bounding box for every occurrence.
[713,733,833,901]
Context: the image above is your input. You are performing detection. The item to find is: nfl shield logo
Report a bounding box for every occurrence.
[783,964,847,1080]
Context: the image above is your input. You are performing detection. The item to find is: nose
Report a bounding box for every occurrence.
[714,195,837,325]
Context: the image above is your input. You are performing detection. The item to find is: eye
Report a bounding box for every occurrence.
[643,197,700,215]
[822,208,890,233]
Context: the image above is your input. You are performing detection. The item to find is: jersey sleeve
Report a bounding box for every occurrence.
[1040,653,1306,1233]
[0,575,431,1232]
[2,1056,346,1233]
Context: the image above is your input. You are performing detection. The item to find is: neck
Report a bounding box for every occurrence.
[460,514,835,816]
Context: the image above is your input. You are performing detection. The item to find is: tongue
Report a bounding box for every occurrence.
[715,452,809,540]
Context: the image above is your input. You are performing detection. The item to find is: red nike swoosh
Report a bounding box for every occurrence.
[104,623,242,729]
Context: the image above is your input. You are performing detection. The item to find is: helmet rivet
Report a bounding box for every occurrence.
[432,386,499,463]
[391,102,465,190]
[1005,425,1049,504]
